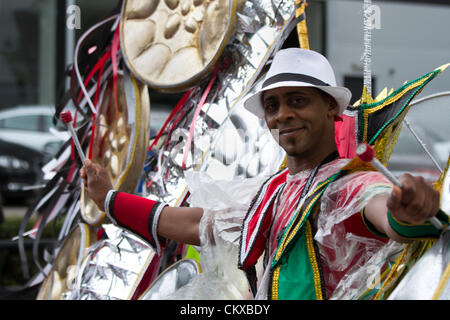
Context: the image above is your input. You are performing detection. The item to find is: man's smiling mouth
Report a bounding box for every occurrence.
[279,127,305,136]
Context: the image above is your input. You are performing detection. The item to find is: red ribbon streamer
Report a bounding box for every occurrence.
[181,65,219,169]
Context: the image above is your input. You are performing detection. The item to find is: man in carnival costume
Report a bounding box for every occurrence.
[81,48,445,299]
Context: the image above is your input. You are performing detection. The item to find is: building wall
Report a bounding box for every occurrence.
[326,0,450,101]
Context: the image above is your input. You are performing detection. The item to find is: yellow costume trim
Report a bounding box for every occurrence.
[434,155,450,192]
[340,157,376,174]
[271,265,281,300]
[374,240,435,299]
[305,219,323,300]
[374,243,410,300]
[274,178,330,262]
[432,263,450,300]
[358,266,390,299]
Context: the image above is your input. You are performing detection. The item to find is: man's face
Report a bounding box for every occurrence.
[263,86,338,157]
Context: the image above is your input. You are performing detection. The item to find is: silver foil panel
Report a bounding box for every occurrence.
[142,0,295,206]
[67,224,159,300]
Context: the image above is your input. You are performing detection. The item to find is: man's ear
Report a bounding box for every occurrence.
[327,97,339,118]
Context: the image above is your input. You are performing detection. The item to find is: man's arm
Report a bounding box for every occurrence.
[81,160,203,246]
[364,173,441,243]
[157,206,203,245]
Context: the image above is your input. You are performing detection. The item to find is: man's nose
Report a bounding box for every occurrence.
[275,103,294,122]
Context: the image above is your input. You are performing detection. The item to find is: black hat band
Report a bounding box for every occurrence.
[262,72,330,89]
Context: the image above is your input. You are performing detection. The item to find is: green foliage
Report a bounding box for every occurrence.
[0,216,63,287]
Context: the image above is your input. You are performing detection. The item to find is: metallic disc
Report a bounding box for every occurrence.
[80,71,150,226]
[37,223,96,300]
[139,258,201,299]
[120,0,238,91]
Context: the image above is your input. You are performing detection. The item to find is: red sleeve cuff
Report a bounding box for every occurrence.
[108,191,167,255]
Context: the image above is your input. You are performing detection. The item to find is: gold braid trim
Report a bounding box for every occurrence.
[432,262,450,299]
[271,265,281,300]
[374,240,435,300]
[374,244,410,300]
[305,220,324,300]
[274,179,330,262]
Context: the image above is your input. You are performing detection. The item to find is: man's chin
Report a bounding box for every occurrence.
[282,146,306,158]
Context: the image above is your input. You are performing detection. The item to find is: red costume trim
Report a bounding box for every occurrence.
[108,192,167,255]
[239,168,289,270]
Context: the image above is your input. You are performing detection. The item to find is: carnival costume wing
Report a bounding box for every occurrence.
[335,63,450,211]
[342,68,450,300]
[337,63,450,164]
[332,60,450,300]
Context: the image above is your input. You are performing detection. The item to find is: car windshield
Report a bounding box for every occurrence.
[42,114,54,132]
[0,115,40,131]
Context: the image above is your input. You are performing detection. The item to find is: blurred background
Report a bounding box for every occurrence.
[0,0,449,291]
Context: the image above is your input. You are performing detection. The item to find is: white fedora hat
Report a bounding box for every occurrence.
[243,48,352,119]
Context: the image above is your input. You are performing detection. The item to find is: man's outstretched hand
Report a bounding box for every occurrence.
[365,172,442,243]
[80,159,113,212]
[386,173,441,226]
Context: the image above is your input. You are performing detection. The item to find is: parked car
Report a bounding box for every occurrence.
[0,105,66,156]
[388,92,450,182]
[0,138,46,204]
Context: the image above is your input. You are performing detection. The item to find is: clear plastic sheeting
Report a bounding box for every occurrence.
[68,224,158,300]
[255,159,404,299]
[316,166,403,299]
[160,171,268,300]
[388,230,450,300]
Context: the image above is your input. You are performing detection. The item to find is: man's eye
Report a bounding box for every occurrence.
[290,97,305,105]
[264,102,278,113]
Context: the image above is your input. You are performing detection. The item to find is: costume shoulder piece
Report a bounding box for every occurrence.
[239,168,289,270]
[337,63,449,165]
